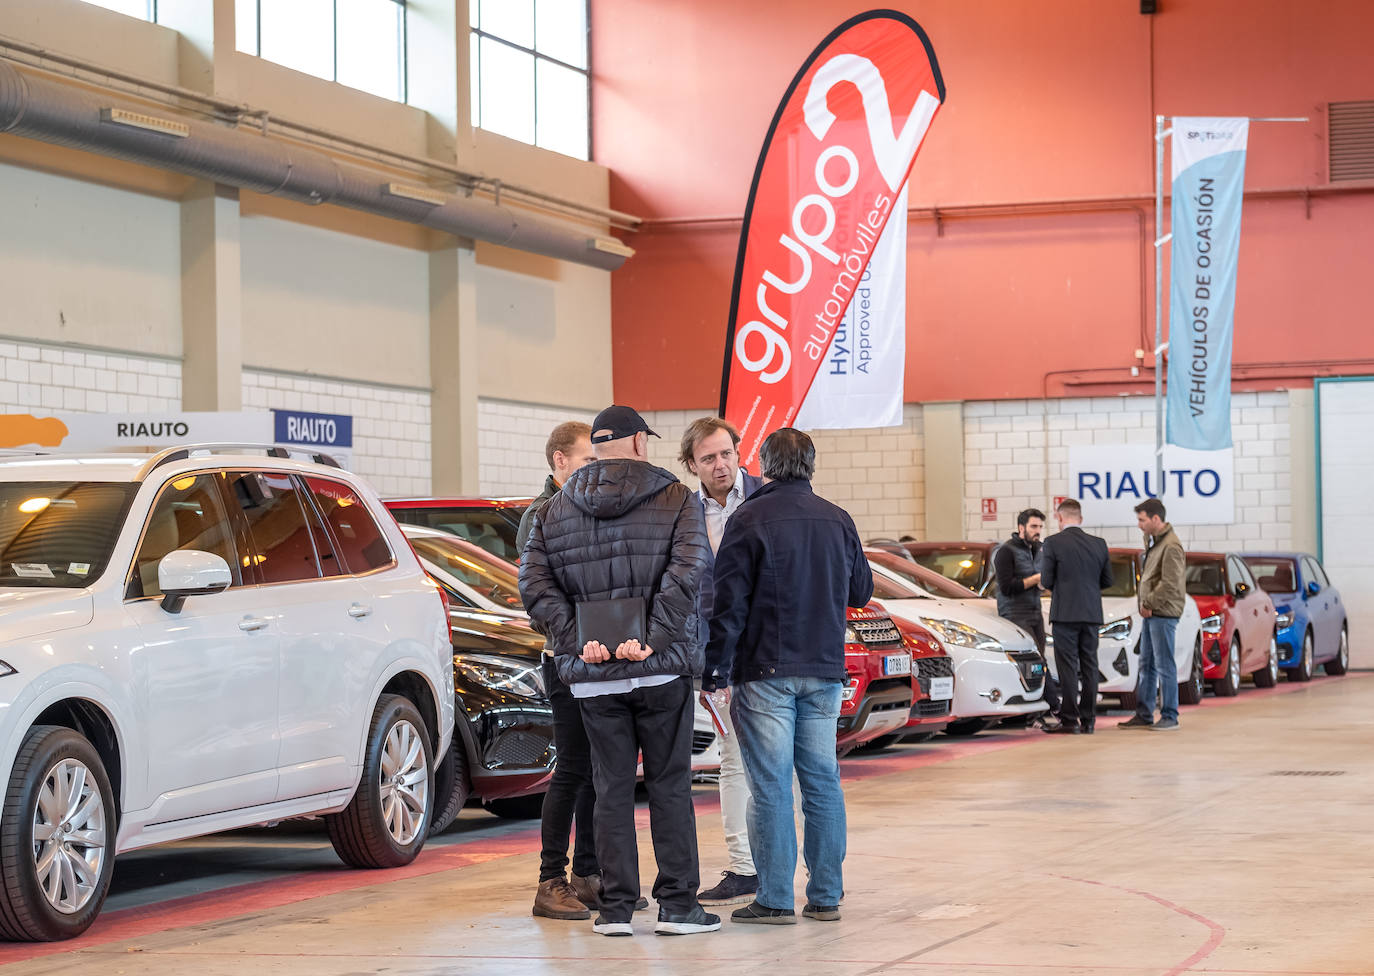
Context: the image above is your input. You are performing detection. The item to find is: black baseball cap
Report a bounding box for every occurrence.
[590,405,659,444]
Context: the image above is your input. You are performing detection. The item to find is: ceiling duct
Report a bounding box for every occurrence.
[0,59,630,271]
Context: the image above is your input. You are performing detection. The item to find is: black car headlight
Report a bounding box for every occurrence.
[455,654,546,698]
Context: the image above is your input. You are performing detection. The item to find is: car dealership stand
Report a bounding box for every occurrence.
[2,672,1367,975]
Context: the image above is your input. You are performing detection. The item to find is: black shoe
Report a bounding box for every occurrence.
[1043,724,1080,734]
[731,900,797,925]
[592,915,633,937]
[1150,718,1180,731]
[1082,722,1095,735]
[654,904,721,935]
[1118,715,1154,729]
[699,871,758,906]
[802,903,841,921]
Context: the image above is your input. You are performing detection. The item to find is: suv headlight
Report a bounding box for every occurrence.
[844,624,859,644]
[1275,609,1294,629]
[454,654,546,698]
[919,618,1001,652]
[1199,613,1223,635]
[1099,617,1132,641]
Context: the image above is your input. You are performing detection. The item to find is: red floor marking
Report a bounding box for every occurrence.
[0,673,1358,965]
[1056,873,1227,976]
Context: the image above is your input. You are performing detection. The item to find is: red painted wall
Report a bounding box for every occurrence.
[592,0,1374,409]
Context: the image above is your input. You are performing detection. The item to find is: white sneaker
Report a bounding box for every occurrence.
[593,917,633,937]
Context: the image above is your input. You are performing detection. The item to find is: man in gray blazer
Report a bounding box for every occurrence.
[1039,498,1113,734]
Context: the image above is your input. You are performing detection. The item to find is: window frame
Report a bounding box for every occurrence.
[225,469,328,587]
[238,0,409,105]
[470,0,591,159]
[297,474,397,578]
[123,470,245,602]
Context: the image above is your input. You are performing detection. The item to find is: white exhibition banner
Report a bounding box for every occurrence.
[794,183,908,430]
[0,411,272,451]
[1067,444,1234,527]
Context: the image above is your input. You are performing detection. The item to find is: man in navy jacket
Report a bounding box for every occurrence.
[703,428,873,926]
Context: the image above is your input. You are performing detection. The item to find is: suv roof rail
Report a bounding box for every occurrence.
[138,443,343,478]
[0,448,54,458]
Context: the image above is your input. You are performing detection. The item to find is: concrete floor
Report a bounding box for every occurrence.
[2,672,1371,975]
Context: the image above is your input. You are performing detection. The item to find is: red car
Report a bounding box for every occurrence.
[892,614,955,740]
[385,497,531,563]
[1185,551,1280,695]
[837,603,916,755]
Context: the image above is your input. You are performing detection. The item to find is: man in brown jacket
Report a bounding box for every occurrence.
[1120,498,1187,731]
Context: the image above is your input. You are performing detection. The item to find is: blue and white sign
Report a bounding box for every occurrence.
[1167,117,1248,451]
[1067,444,1234,527]
[273,410,353,449]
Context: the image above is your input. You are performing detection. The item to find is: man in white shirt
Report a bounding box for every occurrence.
[679,417,763,907]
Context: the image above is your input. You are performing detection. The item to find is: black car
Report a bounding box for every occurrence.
[430,594,555,833]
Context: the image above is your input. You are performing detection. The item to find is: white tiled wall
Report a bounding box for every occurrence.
[242,370,430,498]
[961,391,1292,550]
[478,399,597,496]
[0,337,181,415]
[639,405,926,541]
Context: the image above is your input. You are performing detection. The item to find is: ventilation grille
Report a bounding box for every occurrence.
[1329,101,1374,182]
[1269,770,1346,777]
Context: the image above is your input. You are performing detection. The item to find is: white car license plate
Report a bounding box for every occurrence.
[928,676,954,700]
[883,653,912,676]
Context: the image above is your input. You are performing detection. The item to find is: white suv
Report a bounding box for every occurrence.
[0,446,454,941]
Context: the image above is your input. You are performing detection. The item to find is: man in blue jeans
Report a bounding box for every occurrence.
[702,428,874,925]
[1120,498,1187,732]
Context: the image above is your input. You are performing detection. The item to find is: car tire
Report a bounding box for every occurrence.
[858,734,899,752]
[942,718,992,737]
[1213,637,1241,697]
[329,694,433,869]
[0,725,117,942]
[1324,625,1350,676]
[483,793,547,820]
[1179,637,1205,705]
[428,737,471,837]
[1288,631,1315,682]
[1253,634,1280,688]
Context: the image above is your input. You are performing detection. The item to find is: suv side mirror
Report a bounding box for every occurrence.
[1233,582,1251,599]
[1305,579,1321,597]
[158,550,232,613]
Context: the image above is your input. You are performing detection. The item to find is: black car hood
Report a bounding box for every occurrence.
[448,608,544,660]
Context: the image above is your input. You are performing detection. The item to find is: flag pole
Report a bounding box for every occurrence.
[1154,115,1169,499]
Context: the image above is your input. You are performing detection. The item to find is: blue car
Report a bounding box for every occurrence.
[1241,553,1350,681]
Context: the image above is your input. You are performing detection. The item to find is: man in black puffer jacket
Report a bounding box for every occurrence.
[519,405,717,938]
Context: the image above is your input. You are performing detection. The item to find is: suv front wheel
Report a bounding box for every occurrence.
[0,726,117,942]
[329,694,433,868]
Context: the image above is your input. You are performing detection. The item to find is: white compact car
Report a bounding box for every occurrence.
[1041,548,1203,708]
[0,447,455,941]
[867,554,1049,733]
[401,523,722,775]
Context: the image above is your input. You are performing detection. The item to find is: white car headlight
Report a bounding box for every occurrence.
[844,624,859,644]
[1199,613,1223,635]
[1275,610,1294,629]
[919,618,1001,652]
[1098,617,1133,641]
[454,654,546,698]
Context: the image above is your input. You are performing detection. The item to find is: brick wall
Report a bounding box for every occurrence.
[961,391,1292,550]
[638,405,926,541]
[477,399,597,496]
[242,370,430,498]
[0,337,181,415]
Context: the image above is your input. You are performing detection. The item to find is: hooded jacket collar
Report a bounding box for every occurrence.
[562,458,680,519]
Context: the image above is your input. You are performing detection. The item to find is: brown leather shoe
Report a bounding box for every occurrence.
[571,873,650,912]
[533,877,591,920]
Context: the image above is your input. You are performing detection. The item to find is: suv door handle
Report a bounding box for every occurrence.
[239,616,270,632]
[348,603,374,619]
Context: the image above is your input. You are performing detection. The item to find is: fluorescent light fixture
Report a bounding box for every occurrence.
[100,108,190,138]
[383,182,449,207]
[588,236,635,259]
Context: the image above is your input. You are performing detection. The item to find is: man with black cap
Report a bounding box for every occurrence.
[520,405,718,937]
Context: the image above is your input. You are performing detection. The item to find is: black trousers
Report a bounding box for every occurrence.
[1052,621,1100,729]
[539,657,598,882]
[1003,609,1061,713]
[579,677,699,921]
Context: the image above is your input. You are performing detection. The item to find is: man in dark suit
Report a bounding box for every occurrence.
[1038,498,1113,734]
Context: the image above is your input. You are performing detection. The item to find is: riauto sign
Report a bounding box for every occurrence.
[0,411,271,450]
[1067,445,1234,526]
[720,10,946,469]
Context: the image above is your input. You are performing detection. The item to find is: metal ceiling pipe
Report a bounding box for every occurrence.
[0,60,630,271]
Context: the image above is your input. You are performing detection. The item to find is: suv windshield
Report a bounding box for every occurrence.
[869,550,981,599]
[409,534,524,610]
[391,507,525,562]
[909,547,987,591]
[1102,552,1138,599]
[0,482,138,587]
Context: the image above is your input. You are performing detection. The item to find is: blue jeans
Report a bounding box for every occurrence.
[730,676,845,909]
[1137,615,1180,722]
